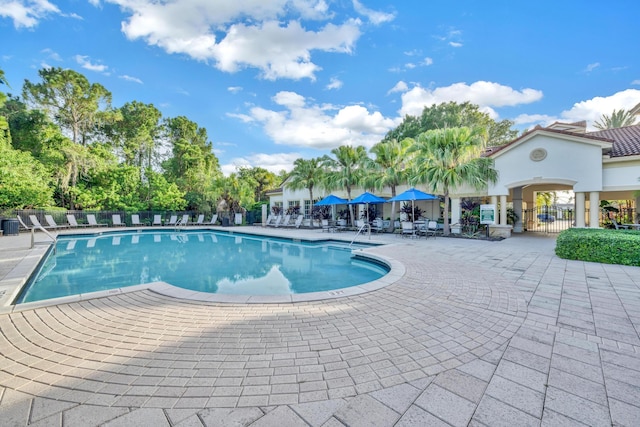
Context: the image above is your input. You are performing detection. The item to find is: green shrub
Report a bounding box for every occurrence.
[555,228,640,266]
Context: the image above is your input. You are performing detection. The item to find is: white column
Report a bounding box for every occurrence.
[512,187,523,233]
[450,198,461,225]
[490,196,498,207]
[589,192,600,228]
[575,192,586,228]
[499,195,508,226]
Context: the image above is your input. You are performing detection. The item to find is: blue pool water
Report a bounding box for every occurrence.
[17,231,388,303]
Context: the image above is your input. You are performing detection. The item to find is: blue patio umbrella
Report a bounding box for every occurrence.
[349,192,387,223]
[314,194,348,206]
[387,188,438,221]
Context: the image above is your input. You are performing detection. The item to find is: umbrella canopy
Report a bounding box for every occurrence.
[315,194,348,206]
[387,187,438,202]
[348,192,387,205]
[387,188,438,223]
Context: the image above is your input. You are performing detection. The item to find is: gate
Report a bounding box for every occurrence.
[523,206,576,233]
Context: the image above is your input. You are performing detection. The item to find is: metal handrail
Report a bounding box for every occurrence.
[349,223,370,247]
[30,225,56,249]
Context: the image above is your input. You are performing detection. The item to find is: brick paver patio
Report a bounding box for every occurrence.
[0,228,639,426]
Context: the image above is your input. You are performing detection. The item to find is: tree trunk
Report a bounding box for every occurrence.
[443,189,450,236]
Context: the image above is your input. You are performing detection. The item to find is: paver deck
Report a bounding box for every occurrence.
[0,227,639,426]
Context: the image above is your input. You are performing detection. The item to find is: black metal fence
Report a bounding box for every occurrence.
[523,206,576,233]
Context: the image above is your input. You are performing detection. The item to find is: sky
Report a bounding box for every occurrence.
[2,0,640,175]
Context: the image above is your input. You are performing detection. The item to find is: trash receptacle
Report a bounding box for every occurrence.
[1,218,20,236]
[222,217,230,227]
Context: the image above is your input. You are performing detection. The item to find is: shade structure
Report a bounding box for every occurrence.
[387,188,438,222]
[348,192,387,205]
[387,187,438,202]
[314,194,348,206]
[349,192,387,224]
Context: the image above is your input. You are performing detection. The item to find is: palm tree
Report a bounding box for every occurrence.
[594,109,637,130]
[366,138,412,230]
[287,157,324,222]
[322,145,369,226]
[409,127,498,236]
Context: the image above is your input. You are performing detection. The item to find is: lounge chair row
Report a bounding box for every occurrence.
[18,213,220,230]
[264,214,304,228]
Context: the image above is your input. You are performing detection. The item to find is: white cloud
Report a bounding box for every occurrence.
[221,152,302,175]
[326,77,343,90]
[237,90,397,149]
[41,48,61,62]
[422,57,433,66]
[399,81,543,118]
[119,74,143,84]
[632,79,640,85]
[227,86,243,93]
[584,62,600,73]
[513,113,558,128]
[102,0,362,81]
[0,0,60,28]
[387,81,408,95]
[559,89,640,129]
[74,55,109,73]
[449,42,462,48]
[352,0,394,25]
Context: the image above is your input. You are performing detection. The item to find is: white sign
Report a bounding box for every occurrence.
[480,204,496,225]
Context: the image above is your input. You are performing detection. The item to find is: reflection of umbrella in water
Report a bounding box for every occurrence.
[349,192,387,223]
[387,187,438,221]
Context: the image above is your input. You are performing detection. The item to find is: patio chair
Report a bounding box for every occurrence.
[152,214,163,226]
[206,214,218,225]
[285,215,304,229]
[166,215,178,226]
[321,219,334,232]
[17,215,32,231]
[112,214,126,227]
[422,220,438,239]
[87,214,107,227]
[264,214,274,226]
[177,214,189,225]
[45,214,67,229]
[401,221,416,238]
[131,214,144,227]
[370,218,384,233]
[269,215,282,227]
[29,215,56,230]
[190,214,205,226]
[277,215,291,228]
[611,218,630,230]
[67,214,90,228]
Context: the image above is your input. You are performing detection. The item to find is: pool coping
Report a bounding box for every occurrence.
[1,227,405,313]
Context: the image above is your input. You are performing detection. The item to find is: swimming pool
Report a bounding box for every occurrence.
[17,230,389,303]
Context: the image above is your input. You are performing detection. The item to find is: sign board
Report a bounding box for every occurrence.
[480,204,496,225]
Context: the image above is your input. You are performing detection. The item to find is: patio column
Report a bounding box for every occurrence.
[589,191,600,228]
[499,195,508,226]
[512,187,523,233]
[450,198,461,225]
[575,192,586,228]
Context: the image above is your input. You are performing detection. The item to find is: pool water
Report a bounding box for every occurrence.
[17,231,388,303]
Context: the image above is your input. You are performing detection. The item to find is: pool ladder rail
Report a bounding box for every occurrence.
[30,224,57,249]
[349,222,371,247]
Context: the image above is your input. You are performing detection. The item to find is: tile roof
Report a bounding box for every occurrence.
[589,124,640,157]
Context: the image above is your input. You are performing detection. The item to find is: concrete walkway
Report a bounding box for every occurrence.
[0,228,639,426]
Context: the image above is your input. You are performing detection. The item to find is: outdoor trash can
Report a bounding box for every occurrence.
[1,218,20,236]
[222,217,230,227]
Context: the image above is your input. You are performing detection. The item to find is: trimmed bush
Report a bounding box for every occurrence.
[555,228,640,266]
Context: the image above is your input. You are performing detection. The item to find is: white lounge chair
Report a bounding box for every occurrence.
[206,214,218,225]
[152,215,163,226]
[67,214,90,228]
[131,214,144,227]
[45,214,67,229]
[285,215,304,228]
[166,215,178,226]
[278,215,291,228]
[370,218,384,233]
[29,215,56,230]
[269,215,282,227]
[264,214,274,226]
[191,214,205,226]
[87,214,107,227]
[321,219,334,232]
[177,214,189,225]
[112,214,126,227]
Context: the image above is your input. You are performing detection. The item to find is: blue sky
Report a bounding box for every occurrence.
[2,0,640,175]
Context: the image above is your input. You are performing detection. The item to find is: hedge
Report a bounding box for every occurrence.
[555,228,640,266]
